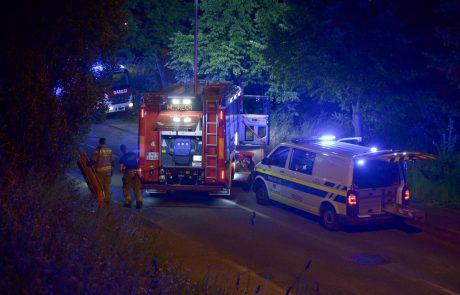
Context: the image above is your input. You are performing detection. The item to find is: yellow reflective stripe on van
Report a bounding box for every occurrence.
[269,193,319,215]
[256,168,347,197]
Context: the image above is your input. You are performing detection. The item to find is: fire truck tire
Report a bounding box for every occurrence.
[255,181,270,205]
[320,203,340,231]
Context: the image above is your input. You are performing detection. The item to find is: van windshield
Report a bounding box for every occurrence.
[353,159,400,189]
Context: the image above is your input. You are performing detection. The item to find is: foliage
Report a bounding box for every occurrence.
[0,0,126,178]
[430,0,460,91]
[121,0,193,89]
[167,0,287,86]
[408,119,460,207]
[0,171,206,294]
[264,0,459,151]
[269,100,351,149]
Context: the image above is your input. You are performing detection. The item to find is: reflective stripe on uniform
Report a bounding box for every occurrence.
[92,147,113,173]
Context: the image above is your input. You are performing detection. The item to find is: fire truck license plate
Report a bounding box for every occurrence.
[146,152,158,161]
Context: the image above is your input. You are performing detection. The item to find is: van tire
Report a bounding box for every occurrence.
[255,181,270,205]
[320,204,340,231]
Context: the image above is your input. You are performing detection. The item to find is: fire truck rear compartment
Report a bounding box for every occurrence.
[160,135,204,185]
[160,136,202,167]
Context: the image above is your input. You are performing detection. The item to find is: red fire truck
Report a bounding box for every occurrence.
[138,82,269,195]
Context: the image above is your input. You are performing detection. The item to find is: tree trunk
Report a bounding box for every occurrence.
[352,101,363,140]
[156,53,168,89]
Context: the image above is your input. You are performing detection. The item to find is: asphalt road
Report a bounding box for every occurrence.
[78,117,460,295]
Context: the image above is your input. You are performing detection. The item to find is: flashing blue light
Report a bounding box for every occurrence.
[370,147,378,152]
[357,159,365,166]
[319,135,336,141]
[53,86,64,97]
[91,62,104,73]
[119,64,125,69]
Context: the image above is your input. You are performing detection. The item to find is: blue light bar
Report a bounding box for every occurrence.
[319,135,336,141]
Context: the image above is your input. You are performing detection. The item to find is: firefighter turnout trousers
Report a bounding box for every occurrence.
[122,169,142,207]
[96,172,112,204]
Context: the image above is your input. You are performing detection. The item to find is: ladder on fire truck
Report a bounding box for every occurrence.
[204,99,218,183]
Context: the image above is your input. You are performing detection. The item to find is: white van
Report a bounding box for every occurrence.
[252,137,435,230]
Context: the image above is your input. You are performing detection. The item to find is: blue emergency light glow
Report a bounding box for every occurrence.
[357,159,365,166]
[370,147,378,152]
[319,135,336,141]
[91,63,104,73]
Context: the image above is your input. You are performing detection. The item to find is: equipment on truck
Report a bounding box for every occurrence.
[138,82,269,195]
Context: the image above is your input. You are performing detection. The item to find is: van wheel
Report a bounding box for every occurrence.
[255,182,270,205]
[320,204,340,231]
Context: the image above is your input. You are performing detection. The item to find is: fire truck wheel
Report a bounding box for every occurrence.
[255,181,270,205]
[320,203,340,231]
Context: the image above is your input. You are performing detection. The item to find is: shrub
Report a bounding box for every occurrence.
[408,119,460,208]
[0,168,202,294]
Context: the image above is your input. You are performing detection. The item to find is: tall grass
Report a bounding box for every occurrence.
[0,168,203,294]
[408,119,460,208]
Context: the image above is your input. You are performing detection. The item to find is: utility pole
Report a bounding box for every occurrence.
[194,0,198,96]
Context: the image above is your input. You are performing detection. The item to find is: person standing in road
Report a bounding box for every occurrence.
[90,137,114,205]
[119,144,143,209]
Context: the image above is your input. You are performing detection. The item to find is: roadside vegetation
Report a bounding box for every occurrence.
[0,171,198,294]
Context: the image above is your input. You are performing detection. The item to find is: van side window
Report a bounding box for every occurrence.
[289,148,316,175]
[269,146,290,168]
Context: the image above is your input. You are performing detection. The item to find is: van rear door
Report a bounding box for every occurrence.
[352,159,402,216]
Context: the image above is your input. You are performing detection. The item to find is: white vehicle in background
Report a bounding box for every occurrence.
[252,136,436,230]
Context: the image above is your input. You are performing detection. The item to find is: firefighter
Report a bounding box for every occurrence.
[90,137,114,204]
[119,144,142,209]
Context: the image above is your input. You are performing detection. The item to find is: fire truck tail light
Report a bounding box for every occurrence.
[347,192,357,206]
[141,108,145,118]
[219,110,224,121]
[220,170,225,181]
